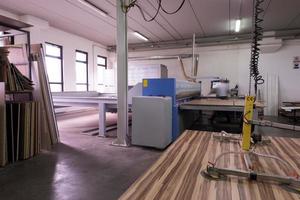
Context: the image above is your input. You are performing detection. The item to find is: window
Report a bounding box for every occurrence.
[75,50,88,91]
[97,56,107,90]
[45,43,63,92]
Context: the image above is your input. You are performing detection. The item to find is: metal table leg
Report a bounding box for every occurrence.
[98,103,106,137]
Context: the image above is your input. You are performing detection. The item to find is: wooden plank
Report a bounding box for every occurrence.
[119,130,300,200]
[0,82,7,166]
[184,98,264,108]
[31,44,59,146]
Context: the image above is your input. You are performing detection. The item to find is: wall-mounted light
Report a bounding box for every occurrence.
[78,0,108,17]
[235,19,241,32]
[133,31,149,41]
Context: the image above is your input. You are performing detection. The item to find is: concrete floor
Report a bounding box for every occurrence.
[0,110,161,200]
[0,109,299,200]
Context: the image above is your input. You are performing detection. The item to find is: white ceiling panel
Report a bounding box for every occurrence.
[155,0,206,38]
[239,0,254,34]
[127,4,179,41]
[138,0,184,39]
[263,0,300,30]
[288,14,300,29]
[0,0,299,46]
[188,0,230,37]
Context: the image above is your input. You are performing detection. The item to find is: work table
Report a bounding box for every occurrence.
[119,131,300,200]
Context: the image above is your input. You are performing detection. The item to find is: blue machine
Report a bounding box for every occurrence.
[142,78,179,140]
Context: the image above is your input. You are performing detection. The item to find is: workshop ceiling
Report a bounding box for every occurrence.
[0,0,300,46]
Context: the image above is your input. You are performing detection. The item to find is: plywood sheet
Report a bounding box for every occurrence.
[120,130,300,200]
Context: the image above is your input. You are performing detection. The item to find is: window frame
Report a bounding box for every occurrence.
[97,55,107,69]
[45,42,64,92]
[97,55,107,87]
[75,49,89,91]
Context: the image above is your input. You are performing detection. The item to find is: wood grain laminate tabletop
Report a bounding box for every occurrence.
[119,130,300,200]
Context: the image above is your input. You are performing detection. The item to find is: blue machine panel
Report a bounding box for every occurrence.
[142,78,180,140]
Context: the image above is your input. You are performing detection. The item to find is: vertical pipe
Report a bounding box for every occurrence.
[192,33,195,76]
[113,0,129,146]
[195,55,199,76]
[27,31,32,80]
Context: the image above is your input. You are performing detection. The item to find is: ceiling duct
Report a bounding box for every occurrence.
[260,37,283,53]
[107,29,300,52]
[128,54,194,61]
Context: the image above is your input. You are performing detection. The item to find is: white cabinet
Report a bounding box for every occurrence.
[132,96,172,149]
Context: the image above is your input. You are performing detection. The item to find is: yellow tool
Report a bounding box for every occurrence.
[242,96,255,151]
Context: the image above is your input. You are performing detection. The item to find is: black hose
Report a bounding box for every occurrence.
[159,0,186,15]
[128,0,186,22]
[135,1,162,22]
[249,0,265,95]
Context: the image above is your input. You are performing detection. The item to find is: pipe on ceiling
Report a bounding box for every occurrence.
[107,28,300,52]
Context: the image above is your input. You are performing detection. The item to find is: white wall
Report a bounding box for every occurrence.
[21,15,110,91]
[260,41,300,103]
[40,27,108,91]
[112,40,300,104]
[1,11,110,92]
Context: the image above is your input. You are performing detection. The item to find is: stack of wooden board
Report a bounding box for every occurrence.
[5,101,40,163]
[6,63,34,91]
[0,44,59,167]
[0,47,33,91]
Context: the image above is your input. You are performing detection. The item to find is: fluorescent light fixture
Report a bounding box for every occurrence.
[235,19,241,32]
[133,31,149,41]
[78,0,108,17]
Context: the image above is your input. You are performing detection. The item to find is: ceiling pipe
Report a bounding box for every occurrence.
[107,28,300,52]
[128,54,195,61]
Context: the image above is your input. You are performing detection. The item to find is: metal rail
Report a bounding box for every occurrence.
[250,119,300,131]
[207,166,300,187]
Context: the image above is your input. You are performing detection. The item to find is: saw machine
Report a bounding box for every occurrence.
[131,78,201,148]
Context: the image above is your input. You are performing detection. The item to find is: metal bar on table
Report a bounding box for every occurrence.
[180,105,244,112]
[250,119,300,131]
[207,166,300,187]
